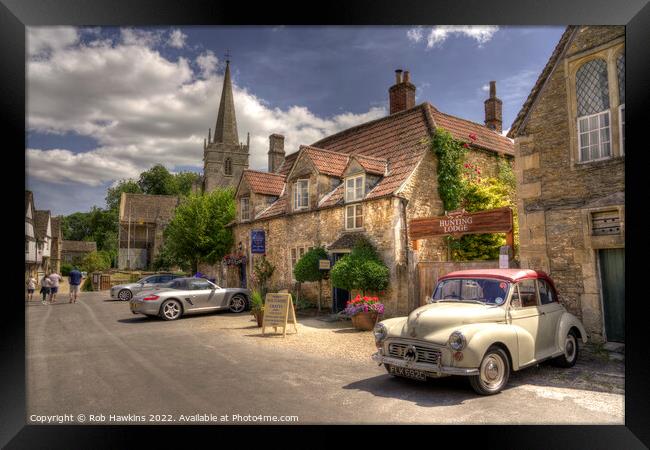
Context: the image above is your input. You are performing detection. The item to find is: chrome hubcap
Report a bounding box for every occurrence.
[565,335,576,361]
[164,302,180,319]
[231,296,245,312]
[480,354,505,389]
[119,290,131,300]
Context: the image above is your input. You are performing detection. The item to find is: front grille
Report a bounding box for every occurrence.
[388,341,441,365]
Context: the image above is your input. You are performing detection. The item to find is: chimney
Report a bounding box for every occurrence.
[484,80,503,133]
[389,68,416,115]
[268,133,285,173]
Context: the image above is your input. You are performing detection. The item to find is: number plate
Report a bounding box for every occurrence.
[389,365,428,381]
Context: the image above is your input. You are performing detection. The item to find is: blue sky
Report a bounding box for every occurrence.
[26,25,565,216]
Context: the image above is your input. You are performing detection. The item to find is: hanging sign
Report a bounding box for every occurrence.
[251,229,266,254]
[262,293,298,337]
[409,207,513,240]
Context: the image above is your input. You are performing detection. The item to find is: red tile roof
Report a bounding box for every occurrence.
[300,146,350,177]
[242,170,285,196]
[350,154,388,175]
[256,193,288,219]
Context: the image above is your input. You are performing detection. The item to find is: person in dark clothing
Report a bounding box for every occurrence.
[68,267,82,304]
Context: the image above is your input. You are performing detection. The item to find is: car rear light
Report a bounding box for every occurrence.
[143,295,159,301]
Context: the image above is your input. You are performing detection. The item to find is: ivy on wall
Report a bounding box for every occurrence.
[431,128,468,211]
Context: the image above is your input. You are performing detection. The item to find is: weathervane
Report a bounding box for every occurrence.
[224,49,231,63]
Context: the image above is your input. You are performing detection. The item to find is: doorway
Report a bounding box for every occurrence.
[239,262,247,289]
[599,248,625,343]
[331,253,350,312]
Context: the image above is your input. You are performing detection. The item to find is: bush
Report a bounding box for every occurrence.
[81,250,112,273]
[250,290,264,311]
[81,276,93,292]
[293,247,328,283]
[330,238,390,294]
[61,263,73,276]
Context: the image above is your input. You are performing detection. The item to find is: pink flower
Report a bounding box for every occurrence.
[469,133,477,141]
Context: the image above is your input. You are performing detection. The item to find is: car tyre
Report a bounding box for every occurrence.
[469,346,511,395]
[160,299,182,321]
[229,295,247,313]
[117,289,132,301]
[552,330,579,368]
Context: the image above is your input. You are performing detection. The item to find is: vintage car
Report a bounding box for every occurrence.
[371,269,588,395]
[129,277,250,320]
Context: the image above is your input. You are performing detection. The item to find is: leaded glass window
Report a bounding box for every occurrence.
[617,52,625,105]
[225,157,232,175]
[576,59,609,117]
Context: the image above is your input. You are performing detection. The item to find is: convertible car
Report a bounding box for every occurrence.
[371,269,588,395]
[129,277,250,320]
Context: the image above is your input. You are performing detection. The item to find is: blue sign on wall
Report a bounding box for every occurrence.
[251,229,266,254]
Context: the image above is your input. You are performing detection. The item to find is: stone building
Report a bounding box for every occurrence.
[117,192,180,269]
[508,26,625,343]
[34,210,52,274]
[61,240,97,265]
[226,69,514,315]
[50,216,63,274]
[197,59,250,193]
[25,190,37,278]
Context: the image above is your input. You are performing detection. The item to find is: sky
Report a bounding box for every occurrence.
[26,25,565,216]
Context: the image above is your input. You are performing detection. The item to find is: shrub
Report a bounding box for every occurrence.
[330,238,390,294]
[250,290,264,311]
[61,263,73,276]
[81,250,111,273]
[81,276,93,292]
[252,256,275,296]
[293,247,329,312]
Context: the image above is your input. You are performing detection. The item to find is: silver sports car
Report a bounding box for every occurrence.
[129,277,250,320]
[111,273,184,301]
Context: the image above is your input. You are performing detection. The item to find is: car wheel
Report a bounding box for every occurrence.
[117,289,132,301]
[160,299,182,321]
[552,330,579,368]
[469,346,511,395]
[229,295,247,313]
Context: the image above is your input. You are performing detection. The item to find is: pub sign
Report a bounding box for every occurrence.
[251,229,266,254]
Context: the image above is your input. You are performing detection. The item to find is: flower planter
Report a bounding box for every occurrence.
[252,310,264,327]
[351,311,379,331]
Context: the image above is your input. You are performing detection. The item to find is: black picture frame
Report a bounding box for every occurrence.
[4,0,649,447]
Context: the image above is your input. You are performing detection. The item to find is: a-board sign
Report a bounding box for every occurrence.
[319,259,331,270]
[262,293,298,337]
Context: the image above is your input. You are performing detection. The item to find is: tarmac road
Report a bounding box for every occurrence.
[26,291,624,425]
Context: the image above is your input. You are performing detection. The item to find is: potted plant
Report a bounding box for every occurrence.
[344,295,385,331]
[250,290,264,327]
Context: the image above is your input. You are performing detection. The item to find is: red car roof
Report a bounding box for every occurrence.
[438,268,552,283]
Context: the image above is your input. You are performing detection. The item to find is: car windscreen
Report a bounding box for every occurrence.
[432,278,510,305]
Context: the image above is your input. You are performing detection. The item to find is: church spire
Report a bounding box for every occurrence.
[213,58,239,145]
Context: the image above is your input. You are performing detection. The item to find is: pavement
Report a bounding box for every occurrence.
[25,291,624,425]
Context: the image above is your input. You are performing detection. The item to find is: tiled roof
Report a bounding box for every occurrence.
[61,240,97,253]
[327,232,367,250]
[34,210,51,240]
[120,193,180,223]
[507,26,577,138]
[242,170,285,196]
[249,102,513,221]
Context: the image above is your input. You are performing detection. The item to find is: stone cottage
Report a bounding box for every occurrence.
[34,210,52,274]
[25,190,37,278]
[226,70,514,316]
[61,240,97,265]
[508,26,625,343]
[117,192,180,269]
[50,216,63,274]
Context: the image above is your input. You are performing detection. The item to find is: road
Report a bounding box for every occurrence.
[26,291,624,425]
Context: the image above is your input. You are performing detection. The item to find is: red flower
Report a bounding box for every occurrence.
[469,133,477,141]
[463,143,469,148]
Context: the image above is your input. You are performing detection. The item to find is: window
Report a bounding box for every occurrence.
[345,175,365,202]
[432,278,510,305]
[576,59,611,162]
[293,179,309,210]
[240,197,250,221]
[346,204,363,230]
[190,280,212,290]
[224,157,232,176]
[517,279,539,308]
[290,246,314,273]
[617,52,625,154]
[25,239,29,253]
[538,279,556,305]
[619,105,624,154]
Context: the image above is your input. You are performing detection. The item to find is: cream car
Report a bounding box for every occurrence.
[372,269,588,395]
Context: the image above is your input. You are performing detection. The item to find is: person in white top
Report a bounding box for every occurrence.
[40,275,52,305]
[26,276,37,301]
[48,272,63,304]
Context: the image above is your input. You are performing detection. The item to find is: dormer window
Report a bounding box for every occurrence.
[240,197,250,221]
[293,179,309,210]
[345,174,365,202]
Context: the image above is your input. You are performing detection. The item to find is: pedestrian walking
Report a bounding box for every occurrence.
[48,271,63,304]
[68,267,82,304]
[26,275,37,301]
[40,274,52,305]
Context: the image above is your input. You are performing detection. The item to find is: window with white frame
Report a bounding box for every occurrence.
[576,59,611,162]
[345,204,363,230]
[617,52,625,154]
[290,246,314,275]
[240,197,250,221]
[345,174,365,202]
[293,179,309,210]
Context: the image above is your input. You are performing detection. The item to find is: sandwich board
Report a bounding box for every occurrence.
[262,292,298,337]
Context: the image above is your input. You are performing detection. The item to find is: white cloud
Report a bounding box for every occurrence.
[408,26,499,49]
[168,29,187,48]
[27,26,79,56]
[120,28,163,47]
[481,84,490,92]
[26,28,386,188]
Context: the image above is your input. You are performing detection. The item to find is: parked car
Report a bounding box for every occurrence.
[371,269,587,395]
[110,273,184,301]
[129,277,250,320]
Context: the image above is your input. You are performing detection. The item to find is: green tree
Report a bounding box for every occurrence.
[138,164,176,195]
[152,242,190,272]
[173,171,201,196]
[163,189,236,273]
[253,256,275,297]
[81,250,112,273]
[330,238,390,295]
[105,179,142,212]
[293,247,329,312]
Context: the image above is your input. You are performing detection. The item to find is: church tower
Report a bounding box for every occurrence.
[202,58,249,192]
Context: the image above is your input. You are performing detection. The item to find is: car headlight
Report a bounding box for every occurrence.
[448,331,466,351]
[373,323,388,344]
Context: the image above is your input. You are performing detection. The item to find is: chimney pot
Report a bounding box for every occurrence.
[489,80,497,98]
[403,71,411,83]
[395,69,403,84]
[389,69,416,115]
[268,133,285,173]
[484,81,502,133]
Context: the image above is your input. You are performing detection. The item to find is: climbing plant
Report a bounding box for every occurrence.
[431,127,469,211]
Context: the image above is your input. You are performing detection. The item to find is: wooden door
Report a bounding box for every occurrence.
[599,248,625,343]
